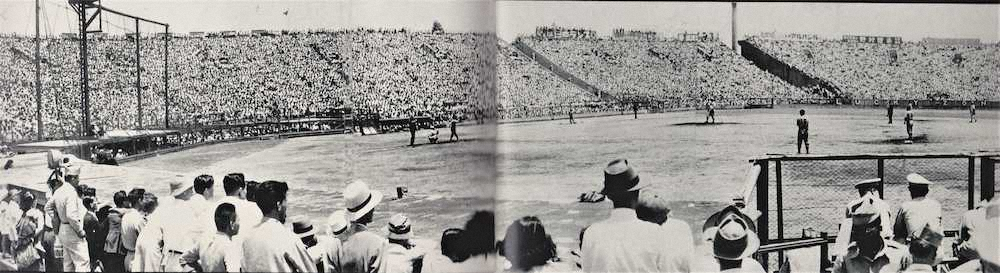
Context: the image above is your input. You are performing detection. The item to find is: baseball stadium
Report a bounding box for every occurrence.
[0,1,997,272]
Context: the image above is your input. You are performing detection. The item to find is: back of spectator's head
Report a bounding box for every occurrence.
[47,178,62,192]
[255,180,289,221]
[246,181,260,202]
[462,210,496,257]
[113,190,129,208]
[799,109,805,116]
[128,188,145,205]
[636,191,670,225]
[215,202,239,236]
[82,196,96,211]
[194,174,214,196]
[138,193,158,214]
[501,216,557,271]
[18,191,35,212]
[441,228,468,262]
[223,173,246,196]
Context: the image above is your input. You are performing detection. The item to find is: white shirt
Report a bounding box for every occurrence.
[893,197,942,241]
[422,253,501,273]
[216,196,263,235]
[663,218,694,252]
[241,218,317,272]
[582,208,690,273]
[180,231,240,272]
[52,184,86,237]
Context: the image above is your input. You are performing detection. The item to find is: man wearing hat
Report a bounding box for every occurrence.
[51,160,90,272]
[322,210,348,272]
[902,224,944,273]
[834,178,895,258]
[291,216,326,272]
[893,173,942,245]
[139,178,199,271]
[384,213,423,273]
[329,180,390,273]
[241,180,316,272]
[692,206,766,273]
[581,158,690,273]
[712,214,764,273]
[832,196,912,273]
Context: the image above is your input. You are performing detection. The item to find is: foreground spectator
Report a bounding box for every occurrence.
[291,216,325,272]
[219,173,263,235]
[695,206,764,273]
[581,158,689,272]
[102,190,129,273]
[636,191,694,252]
[711,214,763,273]
[893,173,942,244]
[241,180,316,272]
[330,180,389,273]
[13,191,41,271]
[123,192,157,271]
[500,216,559,272]
[903,224,943,273]
[834,178,894,258]
[384,213,422,273]
[424,210,499,273]
[53,165,90,271]
[832,196,912,273]
[180,202,240,272]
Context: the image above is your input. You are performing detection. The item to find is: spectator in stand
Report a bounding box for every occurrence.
[219,173,263,235]
[241,180,316,272]
[134,179,198,271]
[424,210,499,273]
[833,178,895,259]
[902,224,943,273]
[710,213,763,273]
[291,216,325,272]
[191,175,217,238]
[329,180,389,273]
[180,202,240,272]
[102,190,130,273]
[122,191,156,272]
[500,216,559,272]
[635,191,694,252]
[832,195,912,273]
[383,213,423,273]
[13,191,42,271]
[246,181,261,203]
[581,158,689,273]
[892,174,942,245]
[694,206,765,273]
[52,165,90,272]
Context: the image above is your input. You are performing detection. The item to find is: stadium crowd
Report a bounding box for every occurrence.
[1,154,995,273]
[496,41,603,119]
[0,29,493,143]
[520,36,815,106]
[746,38,1000,101]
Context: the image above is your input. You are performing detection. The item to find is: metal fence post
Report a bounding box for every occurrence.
[969,157,976,209]
[820,232,830,273]
[877,159,885,197]
[981,157,994,203]
[755,160,770,271]
[775,160,784,266]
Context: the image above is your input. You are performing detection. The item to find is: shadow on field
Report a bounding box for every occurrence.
[670,122,743,126]
[858,134,931,145]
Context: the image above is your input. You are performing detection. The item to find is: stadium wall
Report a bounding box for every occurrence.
[738,40,842,99]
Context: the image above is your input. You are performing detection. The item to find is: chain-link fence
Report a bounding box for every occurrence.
[752,153,999,271]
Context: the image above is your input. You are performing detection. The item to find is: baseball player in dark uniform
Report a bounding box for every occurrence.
[449,117,459,141]
[887,104,894,124]
[797,109,809,154]
[705,100,716,124]
[904,105,914,141]
[409,117,417,147]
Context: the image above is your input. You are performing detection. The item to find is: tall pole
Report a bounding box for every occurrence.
[136,19,142,129]
[34,0,43,140]
[77,5,91,137]
[731,2,738,51]
[163,25,170,129]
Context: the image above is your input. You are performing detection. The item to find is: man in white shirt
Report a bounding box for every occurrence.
[138,179,197,271]
[190,175,217,237]
[892,174,942,244]
[581,158,689,273]
[181,202,240,272]
[241,180,316,272]
[712,214,764,273]
[218,173,263,235]
[53,165,90,272]
[122,191,155,272]
[635,191,694,251]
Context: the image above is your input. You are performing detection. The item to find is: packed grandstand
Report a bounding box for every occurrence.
[1,27,997,142]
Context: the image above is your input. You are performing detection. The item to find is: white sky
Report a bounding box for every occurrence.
[0,0,996,45]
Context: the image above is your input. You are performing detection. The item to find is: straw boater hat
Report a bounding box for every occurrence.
[386,213,413,241]
[291,216,317,239]
[326,210,349,237]
[344,180,383,222]
[906,173,934,185]
[168,180,193,198]
[600,158,651,195]
[712,214,760,260]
